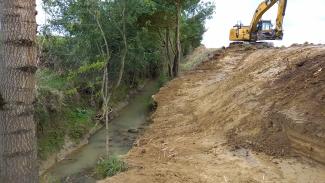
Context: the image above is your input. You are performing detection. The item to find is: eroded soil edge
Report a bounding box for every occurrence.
[101,45,325,183]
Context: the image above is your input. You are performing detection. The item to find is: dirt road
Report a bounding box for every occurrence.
[101,45,325,183]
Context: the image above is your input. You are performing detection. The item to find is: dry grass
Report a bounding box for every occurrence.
[181,46,218,71]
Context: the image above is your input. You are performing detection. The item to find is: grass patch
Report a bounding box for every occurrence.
[37,105,96,159]
[38,129,65,160]
[40,174,61,183]
[36,100,65,160]
[64,106,96,140]
[158,73,169,87]
[36,68,144,161]
[95,156,128,178]
[37,69,68,90]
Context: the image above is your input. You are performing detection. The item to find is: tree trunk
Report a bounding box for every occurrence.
[0,0,38,183]
[173,1,181,77]
[115,1,127,88]
[116,5,127,88]
[91,8,112,159]
[101,65,111,158]
[165,28,173,78]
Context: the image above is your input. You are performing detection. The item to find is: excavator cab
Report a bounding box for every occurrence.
[257,20,273,31]
[256,20,278,40]
[229,20,275,42]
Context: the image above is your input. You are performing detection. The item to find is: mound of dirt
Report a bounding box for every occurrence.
[101,45,325,183]
[226,45,325,162]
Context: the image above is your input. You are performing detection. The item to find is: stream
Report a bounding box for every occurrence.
[45,81,159,183]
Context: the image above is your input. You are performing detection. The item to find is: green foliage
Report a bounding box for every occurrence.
[36,70,66,159]
[37,69,68,90]
[36,0,215,160]
[95,156,128,178]
[40,174,60,183]
[36,69,96,159]
[111,84,129,105]
[181,1,215,55]
[68,60,106,81]
[37,103,96,159]
[38,36,81,71]
[41,0,215,83]
[64,88,78,97]
[158,73,169,87]
[67,60,105,100]
[38,128,65,160]
[65,107,95,140]
[145,95,157,112]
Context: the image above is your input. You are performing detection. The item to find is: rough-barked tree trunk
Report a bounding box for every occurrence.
[173,0,181,77]
[0,0,38,182]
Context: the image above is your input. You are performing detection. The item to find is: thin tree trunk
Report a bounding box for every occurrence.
[105,111,110,158]
[0,0,38,182]
[165,28,173,78]
[101,67,111,158]
[91,1,128,159]
[91,8,112,159]
[173,1,181,77]
[115,4,127,88]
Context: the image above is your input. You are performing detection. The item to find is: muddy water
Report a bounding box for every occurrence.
[46,81,159,182]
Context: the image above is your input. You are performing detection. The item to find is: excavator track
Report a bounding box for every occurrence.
[229,41,274,48]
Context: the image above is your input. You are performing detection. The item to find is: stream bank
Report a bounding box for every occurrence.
[99,45,325,183]
[39,94,129,176]
[41,80,160,182]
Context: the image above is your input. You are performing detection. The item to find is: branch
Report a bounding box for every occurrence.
[88,9,110,60]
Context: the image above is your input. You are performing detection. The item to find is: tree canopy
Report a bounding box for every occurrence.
[37,0,215,136]
[41,0,215,79]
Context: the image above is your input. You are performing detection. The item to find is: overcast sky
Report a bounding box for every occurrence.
[36,0,325,48]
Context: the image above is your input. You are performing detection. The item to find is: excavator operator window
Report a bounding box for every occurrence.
[257,20,273,31]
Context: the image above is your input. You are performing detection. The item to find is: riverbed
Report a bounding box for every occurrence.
[45,81,159,182]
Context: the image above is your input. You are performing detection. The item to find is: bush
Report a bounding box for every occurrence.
[40,174,60,183]
[145,97,157,112]
[36,69,68,90]
[38,129,65,160]
[65,107,95,140]
[158,73,169,87]
[95,156,128,178]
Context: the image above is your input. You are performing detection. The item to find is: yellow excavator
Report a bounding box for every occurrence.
[229,0,287,42]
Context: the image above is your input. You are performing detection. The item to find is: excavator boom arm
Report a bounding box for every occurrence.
[275,0,287,36]
[249,0,279,34]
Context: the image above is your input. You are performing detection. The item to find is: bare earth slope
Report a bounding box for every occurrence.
[101,45,325,183]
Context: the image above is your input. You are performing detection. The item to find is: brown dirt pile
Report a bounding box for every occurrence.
[101,45,325,183]
[226,46,325,161]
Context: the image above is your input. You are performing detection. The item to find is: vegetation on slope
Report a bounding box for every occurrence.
[95,156,128,178]
[36,69,96,159]
[36,0,215,161]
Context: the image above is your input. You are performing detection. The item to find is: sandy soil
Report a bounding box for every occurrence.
[100,45,325,183]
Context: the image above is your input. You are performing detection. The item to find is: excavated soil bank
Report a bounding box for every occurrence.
[101,45,325,183]
[227,47,325,161]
